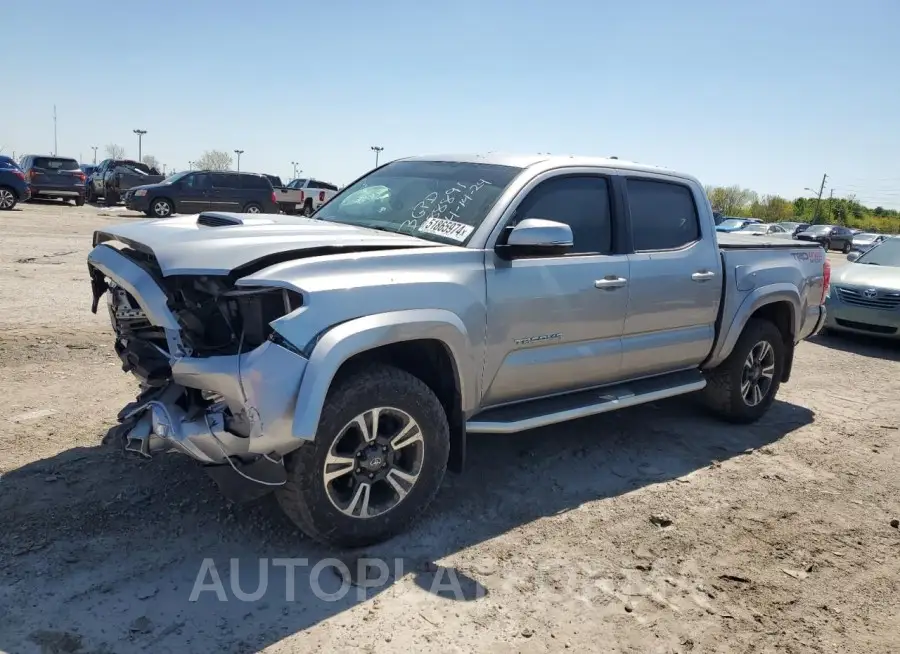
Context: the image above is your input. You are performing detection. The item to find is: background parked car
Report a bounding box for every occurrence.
[86,159,165,205]
[18,154,85,205]
[777,221,810,236]
[124,169,279,217]
[795,224,855,252]
[0,156,30,210]
[269,176,340,215]
[736,222,791,236]
[850,232,886,252]
[715,217,762,233]
[80,164,97,187]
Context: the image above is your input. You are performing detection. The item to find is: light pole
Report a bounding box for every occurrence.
[188,160,194,170]
[133,129,147,161]
[291,161,299,179]
[234,149,244,173]
[91,146,98,164]
[162,164,167,176]
[370,145,384,167]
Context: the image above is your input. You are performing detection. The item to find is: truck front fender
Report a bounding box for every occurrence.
[289,309,476,441]
[706,284,802,368]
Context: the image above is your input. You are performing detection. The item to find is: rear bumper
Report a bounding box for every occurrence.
[31,185,84,198]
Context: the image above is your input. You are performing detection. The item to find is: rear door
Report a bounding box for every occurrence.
[620,175,721,378]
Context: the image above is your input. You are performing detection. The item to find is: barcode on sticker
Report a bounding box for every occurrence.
[418,217,474,242]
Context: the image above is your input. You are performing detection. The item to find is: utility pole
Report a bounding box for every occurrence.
[53,105,58,156]
[370,145,384,167]
[827,188,835,223]
[234,149,244,173]
[162,164,167,176]
[91,146,98,164]
[133,129,147,161]
[291,161,300,179]
[810,173,827,224]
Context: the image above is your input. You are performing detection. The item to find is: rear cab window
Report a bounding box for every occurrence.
[626,178,701,251]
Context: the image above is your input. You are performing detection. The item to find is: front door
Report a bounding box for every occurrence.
[482,173,630,406]
[620,176,721,379]
[178,173,212,213]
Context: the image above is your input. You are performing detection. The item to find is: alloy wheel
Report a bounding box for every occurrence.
[0,189,14,209]
[741,340,775,406]
[322,407,425,519]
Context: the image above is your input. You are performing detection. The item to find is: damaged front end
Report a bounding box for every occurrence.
[88,242,310,501]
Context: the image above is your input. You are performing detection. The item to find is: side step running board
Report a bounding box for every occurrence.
[466,369,706,434]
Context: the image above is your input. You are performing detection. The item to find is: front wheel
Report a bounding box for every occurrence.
[105,190,120,206]
[85,185,94,203]
[842,241,851,254]
[276,365,450,548]
[150,198,173,218]
[700,318,785,424]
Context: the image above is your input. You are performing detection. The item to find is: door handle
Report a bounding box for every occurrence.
[594,276,628,290]
[692,270,716,282]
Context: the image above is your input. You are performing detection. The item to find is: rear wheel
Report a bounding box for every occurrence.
[242,202,262,213]
[75,195,85,207]
[0,187,17,210]
[276,365,450,548]
[700,318,785,424]
[150,198,173,218]
[842,240,851,254]
[301,200,313,216]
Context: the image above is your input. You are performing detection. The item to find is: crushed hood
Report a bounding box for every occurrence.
[92,212,441,276]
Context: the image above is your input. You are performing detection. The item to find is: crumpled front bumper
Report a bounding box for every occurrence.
[89,244,311,465]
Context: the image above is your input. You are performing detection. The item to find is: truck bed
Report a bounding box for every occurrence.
[716,233,820,249]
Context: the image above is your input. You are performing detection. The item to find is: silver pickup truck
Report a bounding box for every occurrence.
[86,154,829,547]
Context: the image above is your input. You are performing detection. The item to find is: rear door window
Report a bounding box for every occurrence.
[626,178,701,251]
[240,174,269,189]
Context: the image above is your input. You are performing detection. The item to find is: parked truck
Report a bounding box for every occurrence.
[267,176,339,215]
[87,153,828,547]
[86,159,165,205]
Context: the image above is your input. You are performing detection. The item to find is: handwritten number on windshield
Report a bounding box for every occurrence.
[410,179,493,222]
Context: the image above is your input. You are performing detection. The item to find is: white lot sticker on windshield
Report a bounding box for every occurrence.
[418,216,475,242]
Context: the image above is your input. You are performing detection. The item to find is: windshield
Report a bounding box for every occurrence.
[853,233,877,241]
[778,222,799,229]
[804,225,831,233]
[719,219,746,229]
[856,239,900,266]
[315,160,523,245]
[287,178,308,189]
[739,224,767,233]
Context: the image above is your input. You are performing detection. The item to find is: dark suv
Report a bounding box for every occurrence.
[795,224,855,253]
[0,156,30,210]
[19,155,86,205]
[124,170,279,218]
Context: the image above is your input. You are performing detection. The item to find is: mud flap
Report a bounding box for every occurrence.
[204,456,287,503]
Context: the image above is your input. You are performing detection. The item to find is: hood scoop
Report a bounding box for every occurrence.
[197,212,277,227]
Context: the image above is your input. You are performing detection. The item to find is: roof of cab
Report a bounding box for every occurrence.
[397,152,700,184]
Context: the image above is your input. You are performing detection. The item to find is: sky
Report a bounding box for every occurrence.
[3,0,899,209]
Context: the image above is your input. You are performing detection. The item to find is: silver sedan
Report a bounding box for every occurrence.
[824,238,900,339]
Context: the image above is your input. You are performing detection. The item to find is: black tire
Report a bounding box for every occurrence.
[242,202,263,214]
[149,198,173,218]
[105,189,120,206]
[301,200,313,217]
[700,318,785,424]
[276,365,450,548]
[0,186,18,210]
[75,195,85,207]
[85,185,94,203]
[842,240,851,254]
[822,239,831,251]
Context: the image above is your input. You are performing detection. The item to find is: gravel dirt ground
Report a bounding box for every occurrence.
[1,201,898,654]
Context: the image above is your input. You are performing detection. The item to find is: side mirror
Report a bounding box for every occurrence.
[846,250,861,262]
[497,218,573,259]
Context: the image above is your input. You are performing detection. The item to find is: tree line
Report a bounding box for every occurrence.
[705,184,899,233]
[103,144,233,174]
